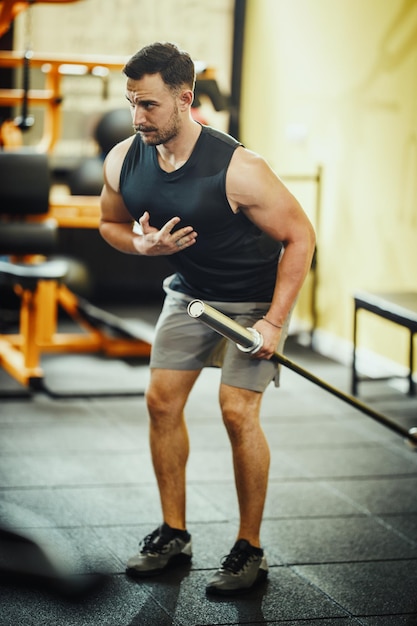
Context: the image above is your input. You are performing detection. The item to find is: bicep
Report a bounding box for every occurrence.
[100,181,133,225]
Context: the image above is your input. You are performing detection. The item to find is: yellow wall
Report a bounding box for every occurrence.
[241,0,417,371]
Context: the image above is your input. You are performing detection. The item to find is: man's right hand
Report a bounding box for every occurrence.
[136,211,198,256]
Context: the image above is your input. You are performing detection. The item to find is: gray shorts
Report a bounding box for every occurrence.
[150,277,291,393]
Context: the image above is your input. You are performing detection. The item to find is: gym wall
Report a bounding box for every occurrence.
[241,0,417,372]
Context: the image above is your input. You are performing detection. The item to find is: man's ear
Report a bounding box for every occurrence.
[179,89,194,110]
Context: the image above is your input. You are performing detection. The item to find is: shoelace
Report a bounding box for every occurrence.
[221,546,254,574]
[141,530,169,554]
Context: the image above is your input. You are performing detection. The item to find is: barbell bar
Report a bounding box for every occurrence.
[187,299,417,449]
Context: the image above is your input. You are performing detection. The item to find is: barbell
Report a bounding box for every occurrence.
[187,299,417,449]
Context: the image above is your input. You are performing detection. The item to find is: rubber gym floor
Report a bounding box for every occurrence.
[0,304,416,625]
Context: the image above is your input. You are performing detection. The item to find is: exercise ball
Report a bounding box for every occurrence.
[67,157,104,196]
[94,108,133,156]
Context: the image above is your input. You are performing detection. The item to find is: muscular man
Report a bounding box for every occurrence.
[100,42,316,596]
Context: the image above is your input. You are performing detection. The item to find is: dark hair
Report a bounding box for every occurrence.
[123,42,195,92]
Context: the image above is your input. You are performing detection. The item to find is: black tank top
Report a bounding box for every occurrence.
[119,125,283,301]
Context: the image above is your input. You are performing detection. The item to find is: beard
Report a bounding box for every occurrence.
[134,106,181,146]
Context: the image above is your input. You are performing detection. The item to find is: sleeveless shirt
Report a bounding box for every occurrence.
[119,125,283,302]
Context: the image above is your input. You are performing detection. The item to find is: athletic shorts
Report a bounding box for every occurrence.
[149,276,292,393]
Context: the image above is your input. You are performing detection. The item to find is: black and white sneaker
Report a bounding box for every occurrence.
[206,539,268,595]
[126,523,192,577]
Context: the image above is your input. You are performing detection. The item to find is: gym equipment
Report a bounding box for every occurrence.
[187,299,417,449]
[13,0,35,130]
[14,48,34,131]
[352,291,417,397]
[0,150,152,396]
[94,107,133,157]
[0,50,128,151]
[0,1,80,38]
[0,50,226,152]
[0,1,84,149]
[68,108,134,196]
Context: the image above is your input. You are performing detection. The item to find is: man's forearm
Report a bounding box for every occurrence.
[267,242,315,324]
[99,220,143,255]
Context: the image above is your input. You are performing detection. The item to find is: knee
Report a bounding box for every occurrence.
[220,388,262,441]
[145,385,170,422]
[145,384,186,429]
[221,399,246,440]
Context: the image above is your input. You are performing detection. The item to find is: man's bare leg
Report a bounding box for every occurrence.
[146,368,200,530]
[219,383,270,548]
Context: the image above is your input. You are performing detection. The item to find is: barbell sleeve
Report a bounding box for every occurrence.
[187,299,263,354]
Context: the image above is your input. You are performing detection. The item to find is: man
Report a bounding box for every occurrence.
[99,42,315,595]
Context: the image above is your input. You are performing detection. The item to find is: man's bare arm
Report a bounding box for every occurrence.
[227,147,316,357]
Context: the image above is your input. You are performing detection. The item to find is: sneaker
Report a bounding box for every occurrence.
[126,523,192,577]
[206,539,268,595]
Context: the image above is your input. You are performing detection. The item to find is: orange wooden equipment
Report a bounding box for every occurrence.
[0,150,153,395]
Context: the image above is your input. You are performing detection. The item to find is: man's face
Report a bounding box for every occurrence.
[126,73,181,146]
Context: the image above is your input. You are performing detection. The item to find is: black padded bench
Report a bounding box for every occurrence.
[352,291,417,396]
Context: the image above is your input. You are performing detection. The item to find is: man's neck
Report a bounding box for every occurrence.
[156,120,202,172]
